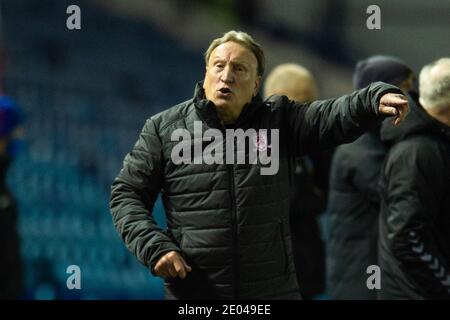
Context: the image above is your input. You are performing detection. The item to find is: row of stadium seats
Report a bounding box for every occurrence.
[3,0,191,299]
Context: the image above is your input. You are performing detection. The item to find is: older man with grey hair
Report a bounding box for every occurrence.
[379,57,450,299]
[110,30,408,300]
[419,58,450,126]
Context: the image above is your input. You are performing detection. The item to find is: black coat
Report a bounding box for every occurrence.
[110,81,400,299]
[0,158,22,299]
[326,128,386,299]
[289,154,329,299]
[378,95,450,299]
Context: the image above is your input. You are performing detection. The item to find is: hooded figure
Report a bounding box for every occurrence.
[326,55,414,299]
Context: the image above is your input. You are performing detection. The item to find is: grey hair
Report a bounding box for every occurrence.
[419,57,450,111]
[204,30,265,76]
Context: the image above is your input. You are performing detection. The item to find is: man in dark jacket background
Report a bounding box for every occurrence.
[110,30,409,299]
[264,63,328,299]
[326,55,415,299]
[379,57,450,299]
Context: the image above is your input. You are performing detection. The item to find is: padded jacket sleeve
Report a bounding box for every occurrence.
[110,118,180,274]
[286,81,402,156]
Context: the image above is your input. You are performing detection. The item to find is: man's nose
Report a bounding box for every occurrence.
[220,65,235,83]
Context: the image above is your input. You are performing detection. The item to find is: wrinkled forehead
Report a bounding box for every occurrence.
[209,41,258,67]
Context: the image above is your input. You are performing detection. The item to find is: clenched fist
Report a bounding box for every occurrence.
[154,251,192,279]
[379,93,409,125]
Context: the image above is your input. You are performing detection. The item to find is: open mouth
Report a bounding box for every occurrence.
[218,88,232,94]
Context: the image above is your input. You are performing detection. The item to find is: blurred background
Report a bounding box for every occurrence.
[0,0,448,299]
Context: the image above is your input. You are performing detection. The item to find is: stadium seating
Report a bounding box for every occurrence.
[3,0,201,299]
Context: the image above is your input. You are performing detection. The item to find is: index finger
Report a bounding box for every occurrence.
[173,259,187,279]
[398,102,409,119]
[394,93,408,101]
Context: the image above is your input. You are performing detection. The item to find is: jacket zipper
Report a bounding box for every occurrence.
[279,221,288,272]
[228,163,239,299]
[221,122,239,299]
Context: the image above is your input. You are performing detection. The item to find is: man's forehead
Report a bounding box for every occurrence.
[210,41,257,64]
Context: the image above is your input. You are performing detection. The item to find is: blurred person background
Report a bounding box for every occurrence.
[264,63,328,300]
[0,0,448,299]
[378,57,450,299]
[325,55,415,300]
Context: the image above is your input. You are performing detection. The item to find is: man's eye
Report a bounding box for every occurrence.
[215,64,224,69]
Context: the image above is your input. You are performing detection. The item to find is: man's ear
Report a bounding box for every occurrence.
[202,67,208,88]
[253,76,261,96]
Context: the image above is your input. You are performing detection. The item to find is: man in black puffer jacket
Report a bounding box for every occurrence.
[379,58,450,299]
[110,30,409,300]
[326,55,415,300]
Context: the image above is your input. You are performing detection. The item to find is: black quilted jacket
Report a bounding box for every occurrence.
[110,81,400,299]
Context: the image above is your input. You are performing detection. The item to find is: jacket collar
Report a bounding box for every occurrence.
[192,81,263,129]
[412,92,450,143]
[426,109,450,143]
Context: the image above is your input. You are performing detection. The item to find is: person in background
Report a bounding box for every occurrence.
[264,63,327,299]
[378,57,450,299]
[0,95,24,299]
[326,55,415,299]
[264,63,318,103]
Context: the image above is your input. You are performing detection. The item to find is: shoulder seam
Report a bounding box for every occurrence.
[159,101,194,133]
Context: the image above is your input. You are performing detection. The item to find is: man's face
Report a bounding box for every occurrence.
[203,41,261,114]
